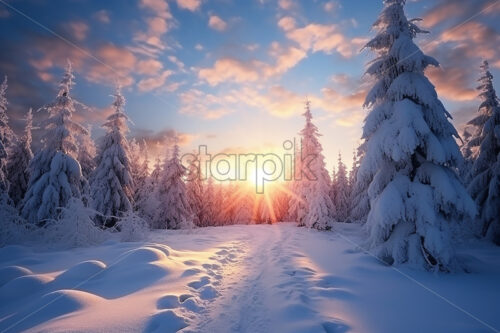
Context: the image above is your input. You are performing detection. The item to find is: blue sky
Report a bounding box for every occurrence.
[0,0,499,171]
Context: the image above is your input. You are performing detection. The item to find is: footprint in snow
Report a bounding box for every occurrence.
[188,276,210,290]
[322,320,351,333]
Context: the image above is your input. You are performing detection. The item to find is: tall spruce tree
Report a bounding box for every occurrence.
[349,145,370,222]
[332,153,350,221]
[90,86,134,227]
[359,0,475,270]
[186,153,204,226]
[466,60,500,243]
[0,76,14,199]
[153,144,193,229]
[21,61,88,224]
[7,109,33,206]
[297,100,335,230]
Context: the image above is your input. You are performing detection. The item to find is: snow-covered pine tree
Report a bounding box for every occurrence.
[21,61,88,224]
[222,182,238,224]
[0,76,15,198]
[77,125,96,181]
[233,189,254,224]
[299,100,335,230]
[287,139,304,223]
[153,144,193,229]
[186,153,204,226]
[359,0,475,270]
[202,177,218,226]
[150,157,162,186]
[333,153,350,222]
[129,138,141,187]
[466,60,500,243]
[213,183,225,226]
[349,145,370,222]
[7,108,34,206]
[133,140,150,204]
[349,149,358,188]
[136,156,160,225]
[329,165,336,208]
[90,86,134,227]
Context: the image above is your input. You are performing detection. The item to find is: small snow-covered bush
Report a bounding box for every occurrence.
[115,212,150,242]
[40,198,108,249]
[0,202,36,246]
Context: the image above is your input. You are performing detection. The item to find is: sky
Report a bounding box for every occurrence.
[0,0,499,173]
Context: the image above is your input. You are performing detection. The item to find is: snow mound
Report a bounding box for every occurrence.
[199,285,219,300]
[145,310,188,333]
[119,246,169,265]
[0,274,53,302]
[0,289,101,332]
[0,265,33,287]
[83,247,173,299]
[157,295,180,309]
[53,260,106,287]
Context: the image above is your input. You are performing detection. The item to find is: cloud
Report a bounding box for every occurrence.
[264,42,307,77]
[66,21,89,41]
[86,44,138,86]
[93,10,110,24]
[324,1,339,12]
[278,16,366,58]
[132,128,196,160]
[198,58,261,85]
[421,0,499,28]
[168,55,186,71]
[194,43,204,51]
[278,0,295,10]
[278,16,296,31]
[134,0,175,56]
[420,20,500,104]
[139,0,172,18]
[136,59,163,75]
[137,70,173,92]
[179,89,234,119]
[437,22,500,61]
[208,15,227,31]
[426,66,477,102]
[179,78,366,123]
[176,0,202,11]
[197,42,306,86]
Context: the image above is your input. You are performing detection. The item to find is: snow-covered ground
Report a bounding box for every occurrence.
[0,223,499,333]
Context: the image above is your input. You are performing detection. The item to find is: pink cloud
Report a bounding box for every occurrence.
[66,21,89,41]
[86,44,137,86]
[278,0,295,10]
[426,66,477,102]
[278,16,366,58]
[208,15,227,32]
[198,58,261,85]
[134,0,175,55]
[324,1,339,13]
[197,42,306,86]
[93,10,110,24]
[176,0,202,11]
[137,70,173,92]
[136,59,163,75]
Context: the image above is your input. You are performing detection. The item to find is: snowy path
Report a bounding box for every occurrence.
[189,224,343,332]
[1,224,500,333]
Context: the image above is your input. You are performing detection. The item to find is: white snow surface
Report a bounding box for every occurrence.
[0,223,499,333]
